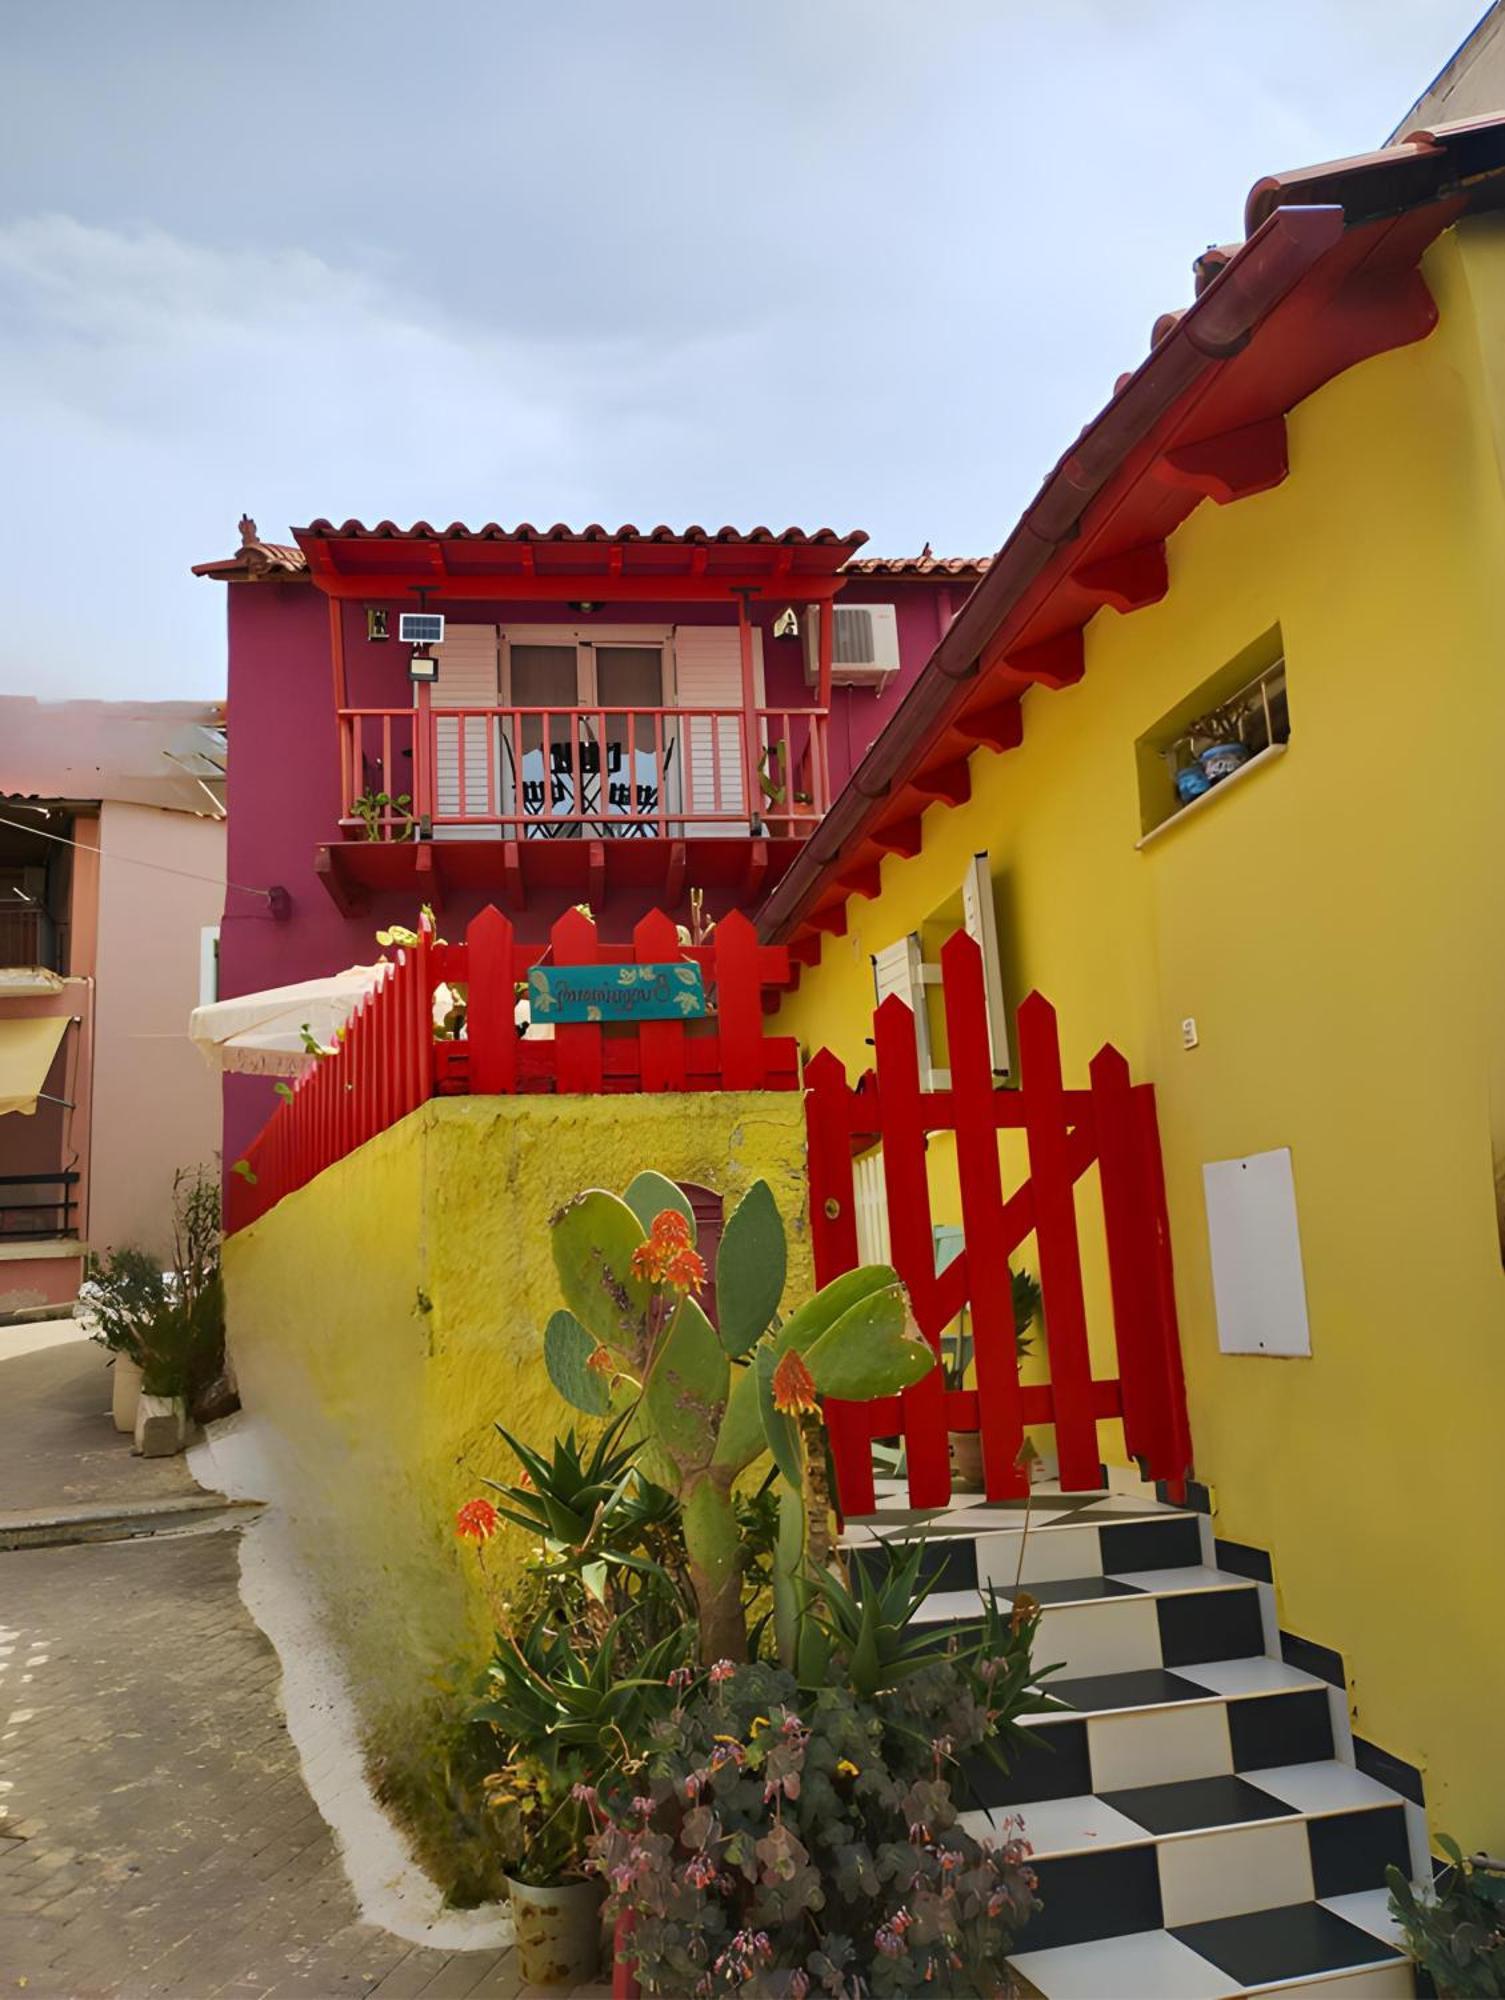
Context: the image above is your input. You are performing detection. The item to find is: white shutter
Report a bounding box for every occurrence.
[871,934,947,1089]
[672,626,763,835]
[854,1150,891,1264]
[961,852,1011,1077]
[430,624,500,833]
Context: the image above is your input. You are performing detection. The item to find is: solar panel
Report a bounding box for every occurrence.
[399,612,446,647]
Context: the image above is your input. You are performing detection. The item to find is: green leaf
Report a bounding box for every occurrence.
[716,1180,787,1357]
[773,1264,900,1361]
[622,1172,695,1242]
[805,1284,935,1400]
[755,1343,801,1487]
[550,1189,653,1349]
[643,1297,727,1473]
[712,1360,765,1476]
[544,1309,611,1416]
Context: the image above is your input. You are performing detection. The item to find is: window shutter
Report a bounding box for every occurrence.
[430,624,500,828]
[871,934,947,1088]
[853,1149,891,1265]
[960,852,1011,1076]
[672,626,763,832]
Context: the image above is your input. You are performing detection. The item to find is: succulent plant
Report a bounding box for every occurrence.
[546,1173,935,1666]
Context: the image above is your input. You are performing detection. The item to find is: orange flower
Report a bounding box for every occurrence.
[649,1208,692,1248]
[455,1497,499,1544]
[665,1245,708,1295]
[771,1349,818,1417]
[631,1240,670,1282]
[587,1345,614,1375]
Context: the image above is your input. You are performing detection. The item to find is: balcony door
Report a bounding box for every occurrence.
[502,629,673,837]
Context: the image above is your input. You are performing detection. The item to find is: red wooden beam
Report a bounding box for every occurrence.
[869,814,924,858]
[790,933,823,968]
[809,900,848,939]
[587,839,607,910]
[907,757,971,807]
[309,570,847,605]
[502,838,526,910]
[741,837,769,902]
[665,839,687,906]
[1072,541,1169,614]
[956,698,1024,755]
[1157,414,1288,504]
[413,841,445,911]
[1004,627,1085,689]
[314,845,368,916]
[840,860,883,901]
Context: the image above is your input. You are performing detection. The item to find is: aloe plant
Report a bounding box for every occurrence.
[546,1172,935,1666]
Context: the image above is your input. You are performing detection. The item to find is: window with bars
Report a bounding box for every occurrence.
[1136,629,1290,838]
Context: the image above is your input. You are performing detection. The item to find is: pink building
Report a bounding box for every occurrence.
[194,518,984,1159]
[0,700,227,1312]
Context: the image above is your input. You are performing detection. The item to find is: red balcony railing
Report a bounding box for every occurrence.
[337,705,830,843]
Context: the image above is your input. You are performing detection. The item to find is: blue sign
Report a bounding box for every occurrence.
[528,962,707,1025]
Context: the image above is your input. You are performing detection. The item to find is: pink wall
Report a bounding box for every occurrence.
[217,574,961,1161]
[89,802,225,1254]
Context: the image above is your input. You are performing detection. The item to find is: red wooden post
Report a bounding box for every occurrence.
[1133,1083,1192,1496]
[634,910,686,1091]
[940,932,1028,1500]
[713,910,763,1089]
[872,992,951,1509]
[1017,992,1100,1493]
[550,907,603,1093]
[467,906,518,1095]
[1090,1044,1160,1477]
[803,1048,877,1517]
[415,922,435,1106]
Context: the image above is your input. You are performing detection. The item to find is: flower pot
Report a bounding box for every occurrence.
[949,1430,985,1491]
[133,1392,187,1458]
[1199,741,1250,784]
[507,1876,603,1990]
[111,1354,144,1434]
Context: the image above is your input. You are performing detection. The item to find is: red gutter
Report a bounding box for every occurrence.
[757,204,1343,906]
[758,115,1505,946]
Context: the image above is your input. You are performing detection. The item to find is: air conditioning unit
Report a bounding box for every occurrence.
[804,602,901,690]
[399,611,446,647]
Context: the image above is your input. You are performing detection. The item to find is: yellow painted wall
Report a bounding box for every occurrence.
[225,1091,811,1747]
[777,216,1505,1851]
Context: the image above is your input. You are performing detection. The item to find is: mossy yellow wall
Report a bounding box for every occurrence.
[777,217,1505,1852]
[225,1091,811,1743]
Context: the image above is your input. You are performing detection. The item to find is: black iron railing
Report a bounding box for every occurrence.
[0,1171,79,1241]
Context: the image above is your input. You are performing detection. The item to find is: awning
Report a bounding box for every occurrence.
[189,965,390,1077]
[0,1014,70,1116]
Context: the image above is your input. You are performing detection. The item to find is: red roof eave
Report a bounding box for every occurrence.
[757,115,1505,950]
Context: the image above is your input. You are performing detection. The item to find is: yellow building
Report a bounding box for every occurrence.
[764,118,1505,1853]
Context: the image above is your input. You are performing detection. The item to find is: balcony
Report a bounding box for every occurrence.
[321,703,831,917]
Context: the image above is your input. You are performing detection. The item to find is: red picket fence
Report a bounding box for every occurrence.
[226,906,796,1233]
[806,929,1192,1514]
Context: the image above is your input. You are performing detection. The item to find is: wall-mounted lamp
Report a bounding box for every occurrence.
[569,601,602,614]
[409,651,439,684]
[773,607,800,640]
[367,607,389,642]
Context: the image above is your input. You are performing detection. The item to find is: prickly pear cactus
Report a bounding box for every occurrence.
[546,1175,934,1665]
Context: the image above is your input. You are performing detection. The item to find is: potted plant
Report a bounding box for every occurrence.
[80,1244,161,1433]
[1387,1839,1505,1997]
[945,1269,1042,1491]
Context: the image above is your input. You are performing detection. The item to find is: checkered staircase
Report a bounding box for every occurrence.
[845,1482,1427,1998]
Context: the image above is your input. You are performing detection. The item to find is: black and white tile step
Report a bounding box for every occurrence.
[844,1479,1426,1998]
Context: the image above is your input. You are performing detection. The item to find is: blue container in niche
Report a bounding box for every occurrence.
[1200,742,1250,783]
[1175,763,1213,804]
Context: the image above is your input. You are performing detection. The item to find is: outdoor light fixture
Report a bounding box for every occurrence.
[367,607,389,642]
[773,607,800,640]
[408,650,439,684]
[569,601,602,614]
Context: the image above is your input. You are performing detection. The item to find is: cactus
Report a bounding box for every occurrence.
[546,1177,934,1665]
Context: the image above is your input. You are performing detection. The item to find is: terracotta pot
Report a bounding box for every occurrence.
[507,1876,603,1989]
[949,1430,985,1491]
[111,1354,143,1434]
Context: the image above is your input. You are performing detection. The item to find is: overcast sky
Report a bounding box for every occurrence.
[0,0,1482,701]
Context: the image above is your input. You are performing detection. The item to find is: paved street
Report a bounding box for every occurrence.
[0,1337,528,1999]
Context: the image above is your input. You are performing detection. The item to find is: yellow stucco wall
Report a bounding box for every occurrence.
[776,217,1505,1851]
[225,1091,811,1745]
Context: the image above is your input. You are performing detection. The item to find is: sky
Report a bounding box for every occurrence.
[0,0,1484,701]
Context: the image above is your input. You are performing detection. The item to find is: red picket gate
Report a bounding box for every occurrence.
[226,905,796,1234]
[805,929,1192,1514]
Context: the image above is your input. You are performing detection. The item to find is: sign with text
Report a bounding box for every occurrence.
[528,961,707,1025]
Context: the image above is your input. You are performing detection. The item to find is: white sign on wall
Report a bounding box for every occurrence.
[1202,1147,1312,1357]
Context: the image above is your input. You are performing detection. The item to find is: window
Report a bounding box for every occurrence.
[869,853,1010,1087]
[1135,627,1289,838]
